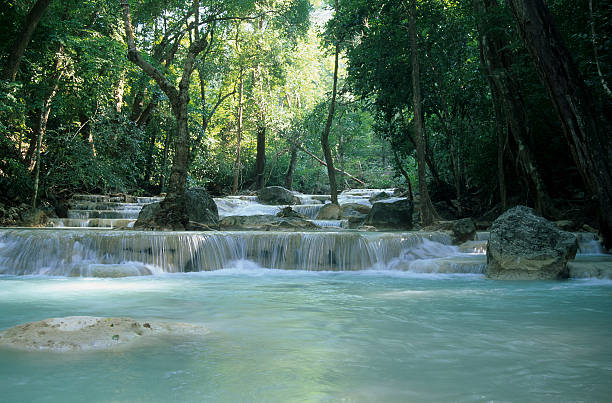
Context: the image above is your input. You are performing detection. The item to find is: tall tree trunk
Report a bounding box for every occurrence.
[474,0,553,216]
[392,149,414,201]
[492,87,507,211]
[254,123,266,189]
[159,130,171,192]
[508,0,612,248]
[79,112,95,156]
[588,0,612,97]
[284,145,298,190]
[339,131,347,189]
[122,0,207,229]
[2,0,52,81]
[24,107,41,168]
[321,0,340,205]
[31,83,58,207]
[143,127,157,185]
[409,0,438,226]
[114,71,125,113]
[232,71,244,195]
[32,44,63,207]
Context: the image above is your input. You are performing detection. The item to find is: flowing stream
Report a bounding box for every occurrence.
[1,189,611,401]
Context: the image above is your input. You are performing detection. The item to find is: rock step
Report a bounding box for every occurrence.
[67,210,141,219]
[48,218,136,228]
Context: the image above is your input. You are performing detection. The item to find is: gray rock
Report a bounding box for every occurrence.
[451,218,476,244]
[219,215,319,231]
[340,203,371,217]
[316,203,340,220]
[184,187,219,225]
[340,203,370,229]
[363,198,413,230]
[19,208,49,227]
[257,186,299,205]
[135,187,218,229]
[276,206,307,219]
[486,206,578,280]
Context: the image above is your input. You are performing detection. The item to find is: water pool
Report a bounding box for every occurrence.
[1,270,611,402]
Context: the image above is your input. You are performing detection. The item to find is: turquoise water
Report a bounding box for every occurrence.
[1,270,611,402]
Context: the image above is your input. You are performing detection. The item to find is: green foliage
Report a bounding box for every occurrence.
[0,0,602,214]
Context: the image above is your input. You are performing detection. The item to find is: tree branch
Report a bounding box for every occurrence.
[120,0,178,102]
[298,146,367,186]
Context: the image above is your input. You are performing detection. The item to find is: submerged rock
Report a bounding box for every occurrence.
[135,187,219,229]
[219,215,319,231]
[486,206,578,280]
[257,186,299,205]
[568,258,612,279]
[363,198,413,230]
[68,263,153,278]
[0,316,208,352]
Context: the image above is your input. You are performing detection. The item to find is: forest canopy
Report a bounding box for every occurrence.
[1,0,610,240]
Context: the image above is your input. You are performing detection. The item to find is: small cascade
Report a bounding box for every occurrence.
[48,194,162,228]
[309,219,348,229]
[475,231,490,241]
[214,196,281,218]
[463,231,604,256]
[576,232,604,254]
[293,204,324,219]
[0,228,470,276]
[51,218,135,228]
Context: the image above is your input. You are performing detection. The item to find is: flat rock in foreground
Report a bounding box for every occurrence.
[0,316,208,352]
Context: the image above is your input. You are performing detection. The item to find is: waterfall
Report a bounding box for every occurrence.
[0,229,463,275]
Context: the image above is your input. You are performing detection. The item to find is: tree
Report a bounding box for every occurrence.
[121,0,209,229]
[474,0,552,216]
[321,0,340,205]
[507,0,612,247]
[408,0,438,225]
[2,0,52,81]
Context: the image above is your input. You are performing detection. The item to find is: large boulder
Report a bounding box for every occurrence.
[363,198,413,230]
[135,187,218,229]
[219,215,319,231]
[451,218,476,244]
[257,186,299,205]
[185,187,218,224]
[486,206,578,280]
[316,203,340,220]
[340,203,371,229]
[369,191,391,203]
[340,203,371,217]
[19,207,49,227]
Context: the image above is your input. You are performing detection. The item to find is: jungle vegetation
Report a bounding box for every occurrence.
[1,0,610,242]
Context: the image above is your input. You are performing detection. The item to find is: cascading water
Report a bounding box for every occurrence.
[0,228,479,276]
[2,190,612,402]
[48,195,163,229]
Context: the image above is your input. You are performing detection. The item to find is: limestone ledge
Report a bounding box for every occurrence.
[0,316,208,352]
